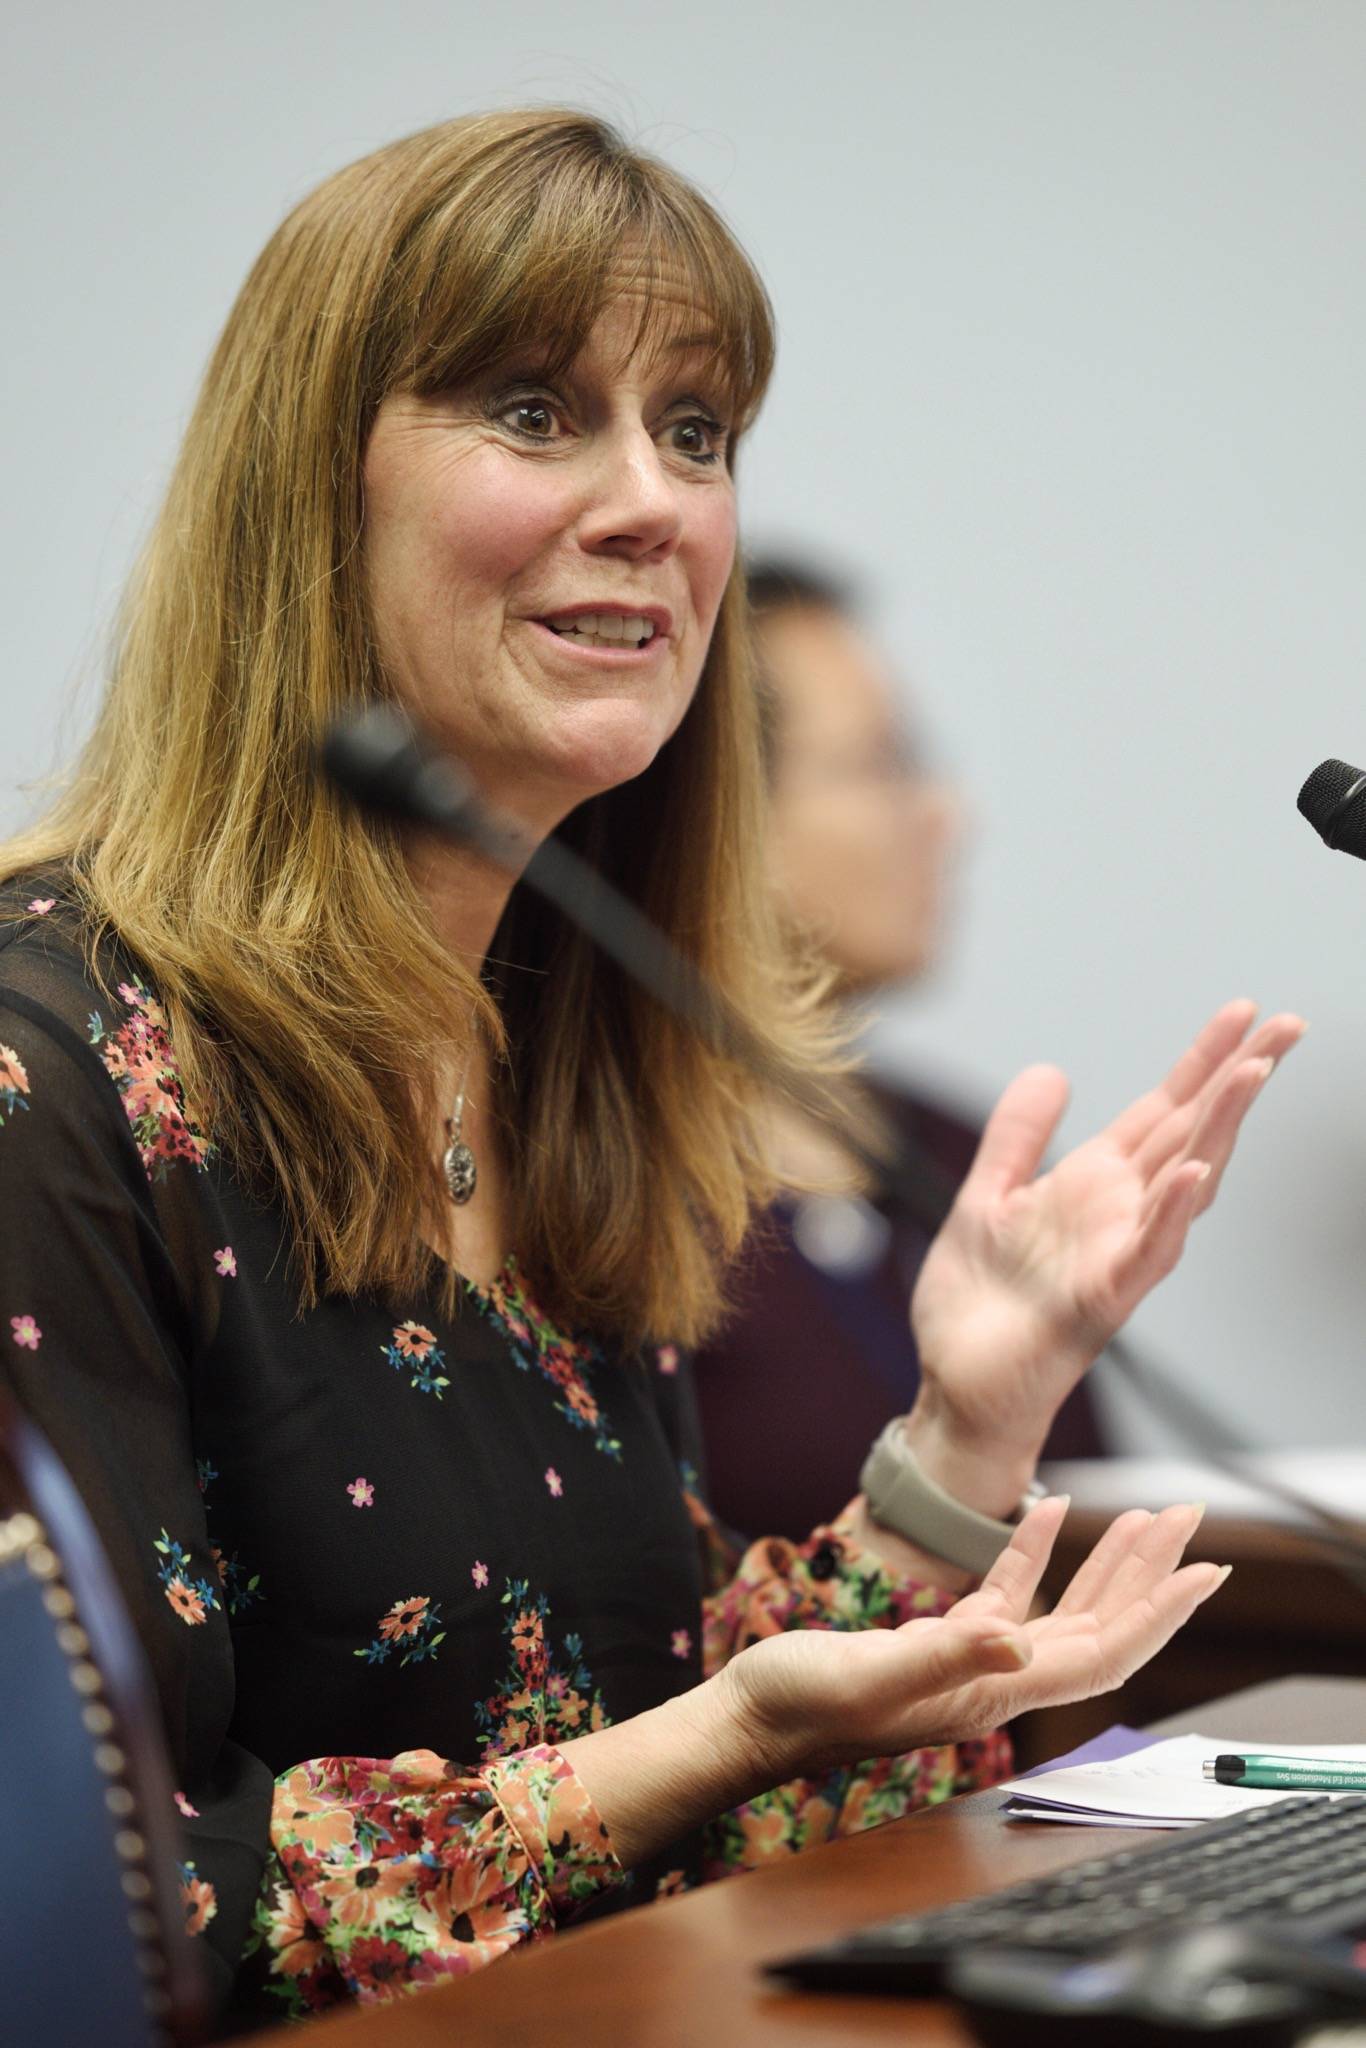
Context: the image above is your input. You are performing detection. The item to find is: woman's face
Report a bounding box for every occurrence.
[362,294,739,836]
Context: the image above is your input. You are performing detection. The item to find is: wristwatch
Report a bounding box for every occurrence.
[859,1419,1047,1577]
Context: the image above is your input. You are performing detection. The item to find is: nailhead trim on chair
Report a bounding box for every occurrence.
[0,1510,176,2037]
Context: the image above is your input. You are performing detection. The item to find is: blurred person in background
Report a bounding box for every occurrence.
[693,561,1106,1542]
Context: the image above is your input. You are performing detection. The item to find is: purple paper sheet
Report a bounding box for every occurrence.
[1017,1724,1155,1780]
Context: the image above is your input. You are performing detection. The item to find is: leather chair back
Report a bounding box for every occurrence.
[0,1386,207,2045]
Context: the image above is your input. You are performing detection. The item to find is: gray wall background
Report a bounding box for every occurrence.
[6,2,1365,1453]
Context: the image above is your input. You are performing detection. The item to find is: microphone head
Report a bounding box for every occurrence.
[1298,758,1366,858]
[319,705,484,843]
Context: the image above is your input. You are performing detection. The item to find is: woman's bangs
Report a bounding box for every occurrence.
[597,211,775,430]
[404,159,773,429]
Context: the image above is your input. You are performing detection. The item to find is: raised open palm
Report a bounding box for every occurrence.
[724,1496,1225,1772]
[909,1000,1305,1464]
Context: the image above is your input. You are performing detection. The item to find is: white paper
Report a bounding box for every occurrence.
[1002,1800,1203,1829]
[1002,1734,1366,1827]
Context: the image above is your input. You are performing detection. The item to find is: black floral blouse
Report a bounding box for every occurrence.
[0,883,1009,2029]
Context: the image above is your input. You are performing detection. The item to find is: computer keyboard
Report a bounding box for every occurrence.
[770,1794,1366,1994]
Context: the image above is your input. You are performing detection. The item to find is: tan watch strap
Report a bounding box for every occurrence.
[858,1419,1043,1577]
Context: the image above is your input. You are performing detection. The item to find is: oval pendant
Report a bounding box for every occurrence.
[443,1139,477,1205]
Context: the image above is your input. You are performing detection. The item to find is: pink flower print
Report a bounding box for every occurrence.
[9,1315,41,1351]
[471,1560,489,1588]
[671,1629,692,1660]
[213,1247,237,1278]
[174,1790,200,1818]
[544,1467,563,1498]
[656,1344,679,1376]
[26,898,55,916]
[346,1477,375,1509]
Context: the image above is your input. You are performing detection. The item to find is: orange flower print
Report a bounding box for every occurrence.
[358,1595,445,1668]
[381,1322,450,1398]
[275,1764,358,1855]
[316,1856,415,1931]
[262,1884,327,1980]
[738,1803,791,1861]
[179,1861,218,1936]
[165,1577,207,1626]
[393,1322,436,1360]
[475,1579,609,1758]
[510,1606,545,1665]
[0,1043,30,1126]
[9,1315,41,1350]
[153,1530,219,1627]
[563,1380,601,1427]
[416,1846,525,1960]
[379,1596,429,1642]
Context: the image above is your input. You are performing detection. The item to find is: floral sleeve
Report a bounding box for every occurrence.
[685,1491,1013,1875]
[245,1744,623,2015]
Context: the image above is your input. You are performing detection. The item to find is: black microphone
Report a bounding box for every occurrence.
[1298,759,1366,857]
[321,705,520,867]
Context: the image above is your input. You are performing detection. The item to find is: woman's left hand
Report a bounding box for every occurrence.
[904,1000,1305,1515]
[721,1496,1226,1776]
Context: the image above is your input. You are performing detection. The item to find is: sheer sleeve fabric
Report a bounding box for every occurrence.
[0,992,624,2021]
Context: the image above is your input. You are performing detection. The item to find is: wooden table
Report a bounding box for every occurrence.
[301,1675,1366,2048]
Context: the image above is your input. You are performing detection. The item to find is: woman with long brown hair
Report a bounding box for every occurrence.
[0,109,1300,2024]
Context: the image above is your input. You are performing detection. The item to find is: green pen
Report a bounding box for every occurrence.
[1203,1752,1366,1791]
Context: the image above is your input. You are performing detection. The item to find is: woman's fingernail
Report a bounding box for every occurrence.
[988,1634,1032,1668]
[1191,1502,1207,1525]
[1044,1493,1071,1514]
[1200,1563,1233,1599]
[1255,1057,1275,1080]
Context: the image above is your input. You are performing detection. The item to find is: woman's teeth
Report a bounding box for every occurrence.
[546,613,655,649]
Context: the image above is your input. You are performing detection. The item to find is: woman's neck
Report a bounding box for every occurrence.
[407,834,520,972]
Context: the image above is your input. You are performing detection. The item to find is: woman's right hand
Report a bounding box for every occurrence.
[719,1497,1224,1777]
